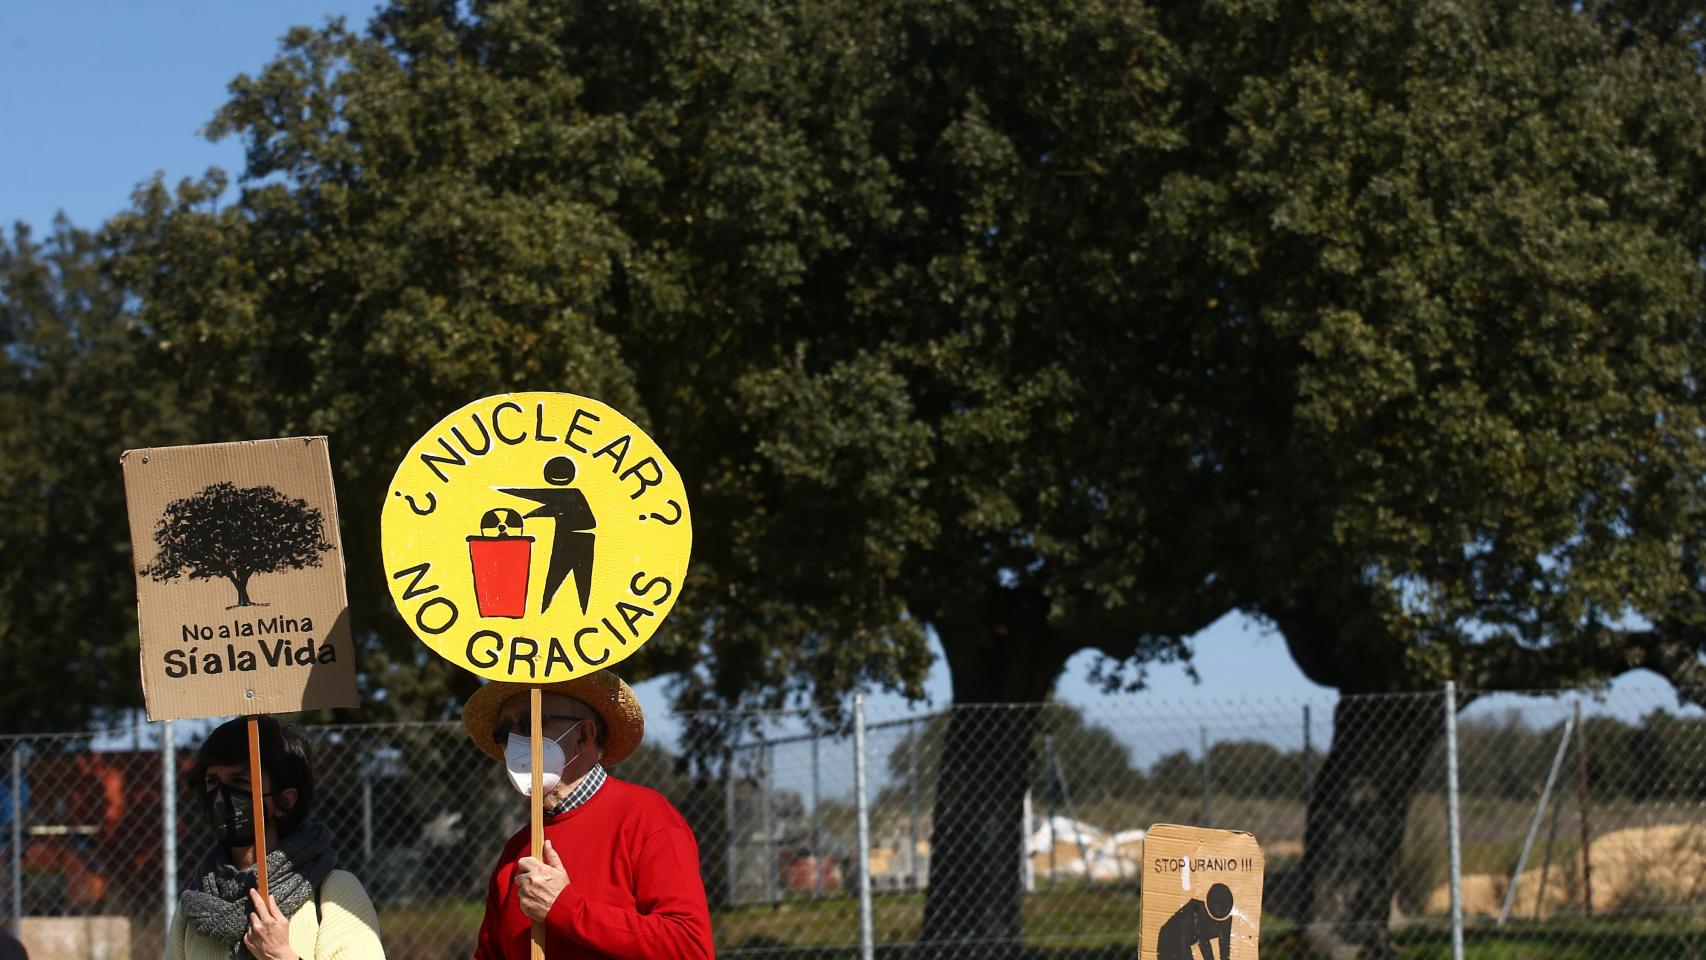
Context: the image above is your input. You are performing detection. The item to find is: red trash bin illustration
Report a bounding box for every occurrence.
[467,508,533,618]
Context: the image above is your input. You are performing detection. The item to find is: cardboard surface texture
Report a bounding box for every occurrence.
[1141,824,1264,960]
[123,437,357,721]
[381,393,692,682]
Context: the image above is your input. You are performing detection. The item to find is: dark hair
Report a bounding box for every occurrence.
[585,711,608,753]
[191,717,315,835]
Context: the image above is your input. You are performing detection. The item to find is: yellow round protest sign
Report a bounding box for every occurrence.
[381,393,691,682]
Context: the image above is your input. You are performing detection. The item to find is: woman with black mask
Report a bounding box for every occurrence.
[166,717,383,959]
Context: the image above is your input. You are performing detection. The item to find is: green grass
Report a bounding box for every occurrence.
[712,887,1146,952]
[375,891,1703,960]
[1386,920,1706,960]
[374,899,485,960]
[712,892,1704,959]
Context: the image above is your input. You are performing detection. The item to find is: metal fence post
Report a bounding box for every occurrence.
[1302,704,1314,802]
[762,740,777,905]
[1535,747,1569,918]
[1047,734,1091,876]
[724,748,738,907]
[362,768,374,866]
[161,720,177,942]
[1445,682,1465,960]
[908,718,921,891]
[1574,700,1593,917]
[811,730,822,898]
[1200,726,1213,828]
[1498,713,1574,927]
[854,694,874,960]
[1021,787,1035,894]
[1046,778,1057,890]
[11,744,23,932]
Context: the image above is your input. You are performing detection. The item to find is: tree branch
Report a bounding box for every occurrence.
[1068,585,1238,664]
[1464,625,1706,710]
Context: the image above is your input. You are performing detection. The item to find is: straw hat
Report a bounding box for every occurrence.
[460,671,644,766]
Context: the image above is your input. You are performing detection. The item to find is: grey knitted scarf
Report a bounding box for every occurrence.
[179,820,335,960]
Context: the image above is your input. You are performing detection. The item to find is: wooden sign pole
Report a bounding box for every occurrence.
[530,687,545,960]
[246,717,270,897]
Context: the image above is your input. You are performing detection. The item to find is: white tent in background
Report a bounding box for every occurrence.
[1023,808,1142,882]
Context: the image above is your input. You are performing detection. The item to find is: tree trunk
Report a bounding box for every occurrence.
[1297,694,1442,959]
[918,703,1042,958]
[683,775,733,909]
[919,619,1062,960]
[230,573,254,606]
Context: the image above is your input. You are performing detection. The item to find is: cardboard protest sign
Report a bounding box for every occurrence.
[122,437,358,721]
[1141,824,1264,960]
[381,392,692,681]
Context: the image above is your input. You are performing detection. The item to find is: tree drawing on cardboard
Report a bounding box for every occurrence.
[141,482,333,607]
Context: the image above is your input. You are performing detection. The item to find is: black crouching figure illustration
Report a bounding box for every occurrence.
[498,456,597,614]
[1158,882,1235,960]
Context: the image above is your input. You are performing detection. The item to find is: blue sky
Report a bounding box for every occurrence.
[7,1,1690,755]
[1,1,379,231]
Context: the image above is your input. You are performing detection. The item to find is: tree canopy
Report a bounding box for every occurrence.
[87,0,1706,719]
[0,221,195,731]
[103,0,1248,723]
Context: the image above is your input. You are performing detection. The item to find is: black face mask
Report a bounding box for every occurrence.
[205,782,260,847]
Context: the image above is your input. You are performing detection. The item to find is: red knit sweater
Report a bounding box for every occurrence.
[472,778,714,960]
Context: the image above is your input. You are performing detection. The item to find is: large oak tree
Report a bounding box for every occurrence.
[1162,3,1706,951]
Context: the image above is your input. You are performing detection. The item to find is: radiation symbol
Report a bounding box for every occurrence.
[480,508,526,538]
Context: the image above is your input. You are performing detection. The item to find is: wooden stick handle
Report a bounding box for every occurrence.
[246,716,270,898]
[531,687,545,959]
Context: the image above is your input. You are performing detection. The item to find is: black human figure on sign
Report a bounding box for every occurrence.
[1157,883,1235,960]
[498,456,597,614]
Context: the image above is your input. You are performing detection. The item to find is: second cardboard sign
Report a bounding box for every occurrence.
[1141,824,1264,960]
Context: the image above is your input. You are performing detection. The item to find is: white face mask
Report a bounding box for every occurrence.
[503,720,582,797]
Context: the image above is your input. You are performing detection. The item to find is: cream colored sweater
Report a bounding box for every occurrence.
[165,869,384,960]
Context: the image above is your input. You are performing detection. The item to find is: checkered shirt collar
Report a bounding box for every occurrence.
[546,764,608,817]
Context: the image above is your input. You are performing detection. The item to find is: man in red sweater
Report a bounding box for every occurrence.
[462,672,714,959]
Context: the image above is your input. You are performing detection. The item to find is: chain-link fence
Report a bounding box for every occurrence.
[2,685,1702,958]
